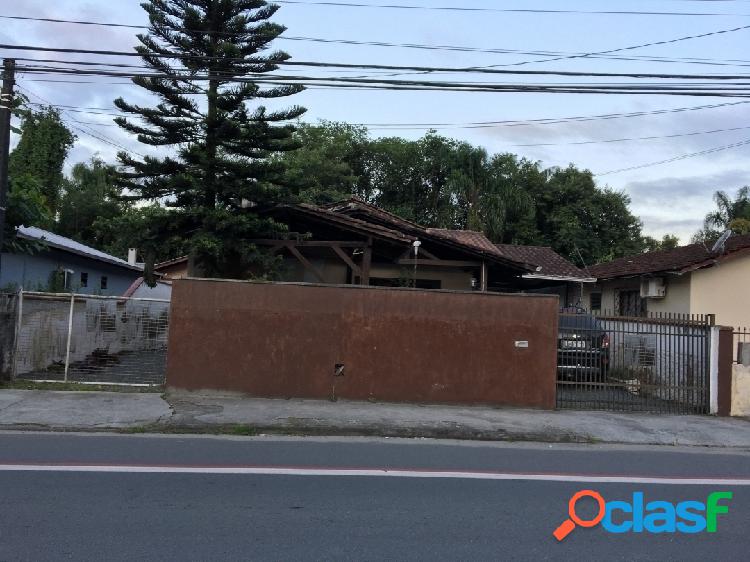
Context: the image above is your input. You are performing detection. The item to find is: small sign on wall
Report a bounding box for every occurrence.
[515,341,530,349]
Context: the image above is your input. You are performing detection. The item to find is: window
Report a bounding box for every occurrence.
[590,292,602,311]
[80,272,89,288]
[100,276,108,291]
[617,289,644,317]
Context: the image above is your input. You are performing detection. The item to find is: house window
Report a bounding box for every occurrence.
[100,276,108,291]
[80,272,89,288]
[617,289,644,317]
[590,292,602,311]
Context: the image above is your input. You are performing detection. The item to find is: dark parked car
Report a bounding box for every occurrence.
[558,308,610,380]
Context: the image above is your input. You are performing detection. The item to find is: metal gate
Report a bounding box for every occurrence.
[11,291,170,386]
[556,311,712,414]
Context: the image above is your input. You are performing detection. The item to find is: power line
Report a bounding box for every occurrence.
[487,23,750,68]
[595,138,750,175]
[2,14,749,69]
[275,0,750,17]
[5,46,750,80]
[509,124,750,147]
[16,84,145,157]
[22,99,750,129]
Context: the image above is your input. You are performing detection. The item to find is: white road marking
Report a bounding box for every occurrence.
[0,464,748,485]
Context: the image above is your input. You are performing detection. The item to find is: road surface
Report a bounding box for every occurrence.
[0,433,747,561]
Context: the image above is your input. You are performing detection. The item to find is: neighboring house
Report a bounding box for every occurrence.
[0,226,144,296]
[585,233,750,328]
[155,256,190,281]
[122,277,173,300]
[155,198,593,303]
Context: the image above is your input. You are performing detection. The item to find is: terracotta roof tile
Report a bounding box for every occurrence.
[590,233,750,280]
[494,244,591,279]
[426,229,503,257]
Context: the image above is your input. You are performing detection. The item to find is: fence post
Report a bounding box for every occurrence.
[63,293,75,383]
[10,288,22,380]
[717,327,734,417]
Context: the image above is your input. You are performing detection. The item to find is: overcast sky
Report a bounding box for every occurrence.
[2,0,750,243]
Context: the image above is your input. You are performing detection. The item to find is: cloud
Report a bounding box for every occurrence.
[624,169,750,242]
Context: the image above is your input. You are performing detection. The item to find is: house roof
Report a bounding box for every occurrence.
[122,277,173,298]
[325,199,532,271]
[325,197,425,233]
[16,226,143,272]
[494,244,594,281]
[156,255,189,270]
[590,233,750,280]
[427,229,505,257]
[276,204,416,244]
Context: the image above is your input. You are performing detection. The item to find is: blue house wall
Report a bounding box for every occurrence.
[0,249,141,296]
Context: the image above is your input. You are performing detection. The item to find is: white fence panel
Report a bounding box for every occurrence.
[13,291,170,385]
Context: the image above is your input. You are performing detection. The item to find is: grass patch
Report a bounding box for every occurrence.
[117,423,260,436]
[0,380,163,393]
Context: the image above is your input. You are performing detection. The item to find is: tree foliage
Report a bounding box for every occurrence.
[114,0,306,279]
[3,105,74,252]
[9,106,75,215]
[280,122,648,265]
[56,157,123,247]
[642,234,680,253]
[693,186,750,242]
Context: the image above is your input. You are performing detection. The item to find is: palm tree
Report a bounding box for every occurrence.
[693,186,750,242]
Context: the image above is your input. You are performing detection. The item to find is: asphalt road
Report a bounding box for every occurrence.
[0,433,748,561]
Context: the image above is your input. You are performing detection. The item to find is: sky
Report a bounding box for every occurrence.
[2,0,750,243]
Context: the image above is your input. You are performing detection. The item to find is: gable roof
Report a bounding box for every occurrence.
[427,229,506,257]
[325,199,532,271]
[16,226,143,272]
[494,244,594,281]
[273,204,415,244]
[590,233,750,280]
[325,197,425,234]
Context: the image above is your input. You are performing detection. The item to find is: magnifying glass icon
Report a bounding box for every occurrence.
[553,490,606,541]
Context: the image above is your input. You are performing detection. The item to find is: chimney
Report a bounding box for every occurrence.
[128,248,138,266]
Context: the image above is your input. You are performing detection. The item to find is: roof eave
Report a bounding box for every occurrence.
[523,274,598,283]
[16,232,144,272]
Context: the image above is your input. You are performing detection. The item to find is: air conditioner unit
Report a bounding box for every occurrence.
[640,277,666,299]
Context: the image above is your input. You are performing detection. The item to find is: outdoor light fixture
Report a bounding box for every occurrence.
[412,240,422,258]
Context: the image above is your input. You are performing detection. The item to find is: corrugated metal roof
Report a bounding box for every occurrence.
[16,226,143,272]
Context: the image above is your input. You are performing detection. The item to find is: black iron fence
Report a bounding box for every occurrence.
[557,311,713,414]
[734,327,750,364]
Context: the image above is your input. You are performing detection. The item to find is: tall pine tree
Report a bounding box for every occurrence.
[115,0,305,278]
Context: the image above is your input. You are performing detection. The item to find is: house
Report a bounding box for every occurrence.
[584,233,750,328]
[122,277,173,300]
[155,198,593,303]
[0,226,144,296]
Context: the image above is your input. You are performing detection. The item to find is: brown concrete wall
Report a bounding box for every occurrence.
[166,280,559,409]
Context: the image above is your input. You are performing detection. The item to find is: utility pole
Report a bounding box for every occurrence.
[0,58,16,277]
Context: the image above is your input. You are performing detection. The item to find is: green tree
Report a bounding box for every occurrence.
[279,121,372,204]
[94,205,188,268]
[275,123,646,264]
[643,234,680,252]
[9,106,75,216]
[693,186,750,242]
[115,0,306,279]
[56,157,123,247]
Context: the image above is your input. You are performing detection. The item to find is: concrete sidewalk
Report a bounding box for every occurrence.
[1,389,749,448]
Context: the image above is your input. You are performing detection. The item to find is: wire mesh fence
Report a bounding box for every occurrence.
[556,310,712,414]
[12,291,170,386]
[0,292,19,378]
